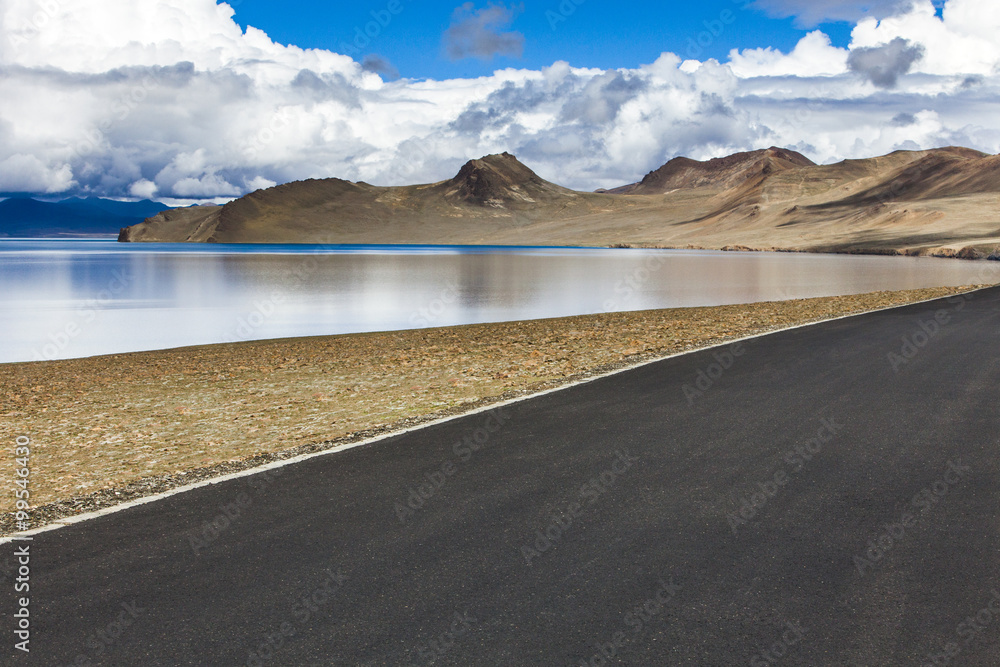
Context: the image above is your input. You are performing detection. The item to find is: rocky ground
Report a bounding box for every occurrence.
[0,285,985,534]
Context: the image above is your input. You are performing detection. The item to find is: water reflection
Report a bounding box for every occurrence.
[0,239,995,363]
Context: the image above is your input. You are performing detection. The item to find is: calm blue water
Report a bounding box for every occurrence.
[1,239,996,363]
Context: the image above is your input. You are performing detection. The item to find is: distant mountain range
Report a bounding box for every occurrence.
[0,197,169,237]
[120,147,1000,258]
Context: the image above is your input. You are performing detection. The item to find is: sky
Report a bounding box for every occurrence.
[227,0,866,81]
[0,0,996,204]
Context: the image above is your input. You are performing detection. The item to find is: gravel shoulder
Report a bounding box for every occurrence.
[0,285,985,535]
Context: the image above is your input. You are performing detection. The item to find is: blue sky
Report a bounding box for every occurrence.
[229,0,858,80]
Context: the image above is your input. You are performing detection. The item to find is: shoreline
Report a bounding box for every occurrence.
[0,285,990,535]
[609,242,1000,261]
[9,235,1000,261]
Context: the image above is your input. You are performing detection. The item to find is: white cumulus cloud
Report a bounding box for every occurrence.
[0,153,75,193]
[851,0,1000,76]
[728,30,848,78]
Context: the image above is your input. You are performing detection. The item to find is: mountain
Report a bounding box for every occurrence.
[0,197,169,237]
[121,153,618,244]
[62,196,169,220]
[119,148,1000,258]
[442,152,578,206]
[605,147,816,195]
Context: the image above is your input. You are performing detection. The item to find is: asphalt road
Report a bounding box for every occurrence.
[4,286,1000,666]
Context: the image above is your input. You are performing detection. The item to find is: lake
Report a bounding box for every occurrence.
[1,239,996,363]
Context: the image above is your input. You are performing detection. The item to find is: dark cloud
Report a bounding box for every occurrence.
[361,55,399,80]
[749,0,916,27]
[448,70,644,137]
[290,69,361,106]
[696,92,737,119]
[450,107,506,134]
[891,112,916,125]
[443,2,524,61]
[450,77,575,135]
[847,38,925,89]
[0,62,202,88]
[559,72,647,124]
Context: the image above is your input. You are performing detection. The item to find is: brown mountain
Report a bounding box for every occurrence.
[606,147,816,195]
[442,152,577,207]
[120,147,1000,258]
[121,153,614,244]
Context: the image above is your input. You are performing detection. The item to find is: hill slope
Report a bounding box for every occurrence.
[119,148,1000,258]
[605,147,816,195]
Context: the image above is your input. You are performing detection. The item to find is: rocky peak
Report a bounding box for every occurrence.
[447,152,556,207]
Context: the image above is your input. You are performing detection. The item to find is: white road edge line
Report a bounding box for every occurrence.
[1,285,990,545]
